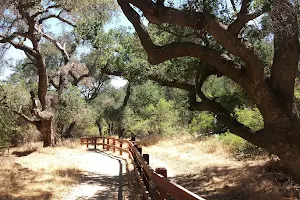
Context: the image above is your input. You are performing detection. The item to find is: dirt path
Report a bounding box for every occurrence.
[63,150,128,200]
[14,146,139,200]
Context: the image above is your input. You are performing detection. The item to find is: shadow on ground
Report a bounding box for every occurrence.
[11,149,37,157]
[72,149,140,200]
[173,162,300,200]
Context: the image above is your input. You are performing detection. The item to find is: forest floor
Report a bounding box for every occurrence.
[0,141,140,200]
[142,135,300,200]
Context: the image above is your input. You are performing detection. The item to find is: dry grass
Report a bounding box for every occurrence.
[0,157,82,200]
[55,139,81,149]
[138,134,163,146]
[0,143,84,200]
[142,135,300,200]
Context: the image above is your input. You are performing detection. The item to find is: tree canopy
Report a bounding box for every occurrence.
[106,0,300,182]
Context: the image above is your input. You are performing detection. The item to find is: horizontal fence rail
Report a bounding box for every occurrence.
[80,136,205,200]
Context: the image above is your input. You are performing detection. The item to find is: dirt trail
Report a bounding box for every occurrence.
[63,150,127,200]
[15,146,139,200]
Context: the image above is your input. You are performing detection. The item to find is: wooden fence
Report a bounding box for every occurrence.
[80,136,205,200]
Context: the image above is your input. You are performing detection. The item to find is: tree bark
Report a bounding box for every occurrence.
[109,122,113,135]
[96,120,102,136]
[258,121,300,183]
[0,1,77,148]
[36,119,53,147]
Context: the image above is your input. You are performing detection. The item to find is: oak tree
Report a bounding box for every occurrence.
[115,0,300,181]
[0,0,115,146]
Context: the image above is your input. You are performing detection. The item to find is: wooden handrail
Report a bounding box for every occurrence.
[80,136,205,200]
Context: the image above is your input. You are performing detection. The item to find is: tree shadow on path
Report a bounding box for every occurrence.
[74,149,140,200]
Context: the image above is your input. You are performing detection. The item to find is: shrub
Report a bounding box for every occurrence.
[126,99,180,136]
[218,131,262,155]
[0,82,32,145]
[189,111,216,134]
[235,107,264,131]
[55,85,97,138]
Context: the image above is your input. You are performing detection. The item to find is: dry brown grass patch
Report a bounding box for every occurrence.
[0,159,82,200]
[55,139,81,149]
[0,144,85,200]
[142,135,300,200]
[53,167,82,183]
[138,134,163,146]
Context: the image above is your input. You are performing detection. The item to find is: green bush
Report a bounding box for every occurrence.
[189,111,216,134]
[218,131,262,155]
[55,85,97,137]
[235,107,264,131]
[125,99,179,136]
[0,82,32,145]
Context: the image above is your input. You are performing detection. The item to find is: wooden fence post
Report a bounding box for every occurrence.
[113,138,116,153]
[131,136,136,141]
[107,138,110,151]
[156,167,167,178]
[86,139,89,148]
[131,136,136,145]
[136,147,143,173]
[143,154,150,190]
[137,147,142,155]
[94,138,97,150]
[102,137,105,149]
[155,167,168,200]
[120,142,123,156]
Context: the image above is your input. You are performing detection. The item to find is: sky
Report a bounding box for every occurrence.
[0,8,132,88]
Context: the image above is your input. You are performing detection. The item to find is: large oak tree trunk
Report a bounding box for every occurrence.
[271,133,300,183]
[241,114,300,182]
[280,152,300,183]
[36,118,54,147]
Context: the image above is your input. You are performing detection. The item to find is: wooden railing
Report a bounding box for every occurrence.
[80,136,205,200]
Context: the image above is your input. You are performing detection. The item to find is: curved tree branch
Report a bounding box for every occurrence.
[32,4,63,18]
[228,11,263,36]
[118,0,286,123]
[117,0,247,86]
[101,66,270,148]
[120,0,265,82]
[42,33,70,64]
[38,14,76,27]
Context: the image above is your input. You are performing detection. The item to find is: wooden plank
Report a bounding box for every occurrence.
[134,165,152,200]
[87,142,133,159]
[152,173,205,200]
